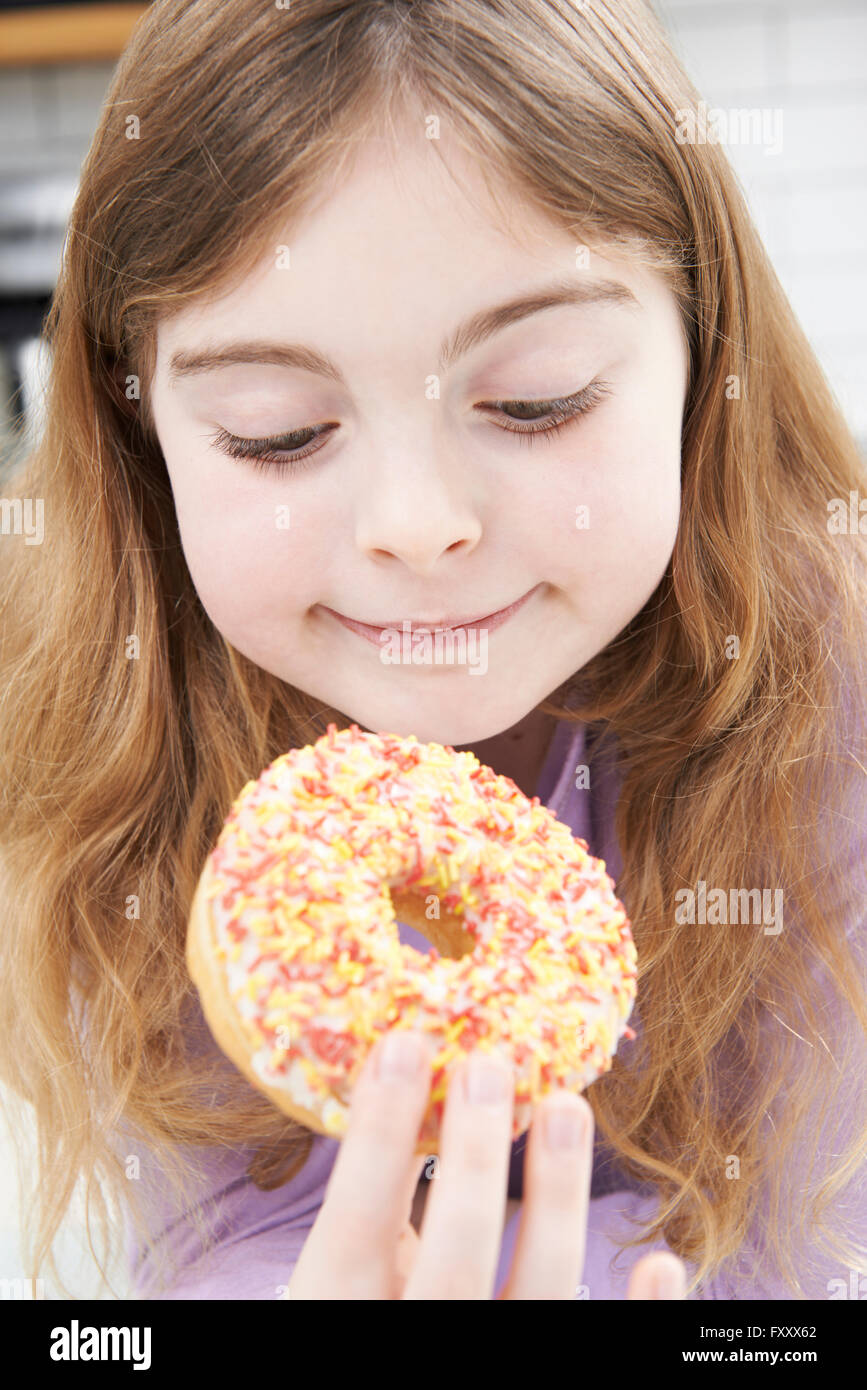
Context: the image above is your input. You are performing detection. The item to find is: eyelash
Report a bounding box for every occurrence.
[208,379,612,478]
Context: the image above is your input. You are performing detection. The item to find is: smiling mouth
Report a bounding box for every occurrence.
[319,584,542,644]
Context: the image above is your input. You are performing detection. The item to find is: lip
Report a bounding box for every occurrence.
[319,584,541,647]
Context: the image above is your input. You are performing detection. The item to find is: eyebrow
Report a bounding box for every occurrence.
[167,276,640,385]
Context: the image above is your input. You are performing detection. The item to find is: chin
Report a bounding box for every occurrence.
[330,689,536,749]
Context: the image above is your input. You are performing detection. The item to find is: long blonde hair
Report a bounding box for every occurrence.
[1,0,865,1299]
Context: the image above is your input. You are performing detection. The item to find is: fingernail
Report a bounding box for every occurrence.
[463,1051,510,1104]
[376,1030,428,1082]
[543,1099,589,1151]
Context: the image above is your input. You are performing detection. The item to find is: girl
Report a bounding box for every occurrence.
[1,0,865,1301]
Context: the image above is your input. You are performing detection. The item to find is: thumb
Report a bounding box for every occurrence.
[626,1252,687,1300]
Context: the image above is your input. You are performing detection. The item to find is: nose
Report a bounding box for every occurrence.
[354,448,482,576]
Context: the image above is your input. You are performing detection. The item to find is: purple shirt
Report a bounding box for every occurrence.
[127,719,866,1299]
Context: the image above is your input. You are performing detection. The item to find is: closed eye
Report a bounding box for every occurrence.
[207,421,336,476]
[207,378,612,477]
[477,379,612,444]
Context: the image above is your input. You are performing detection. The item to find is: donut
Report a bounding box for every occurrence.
[186,722,638,1151]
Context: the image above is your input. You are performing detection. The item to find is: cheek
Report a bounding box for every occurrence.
[167,464,324,628]
[534,416,681,589]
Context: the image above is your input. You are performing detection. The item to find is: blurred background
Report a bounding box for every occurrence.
[0,0,865,1298]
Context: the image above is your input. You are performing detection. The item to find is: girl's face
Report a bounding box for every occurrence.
[149,129,689,744]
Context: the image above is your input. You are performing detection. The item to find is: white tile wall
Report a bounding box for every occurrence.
[0,67,40,148]
[658,0,867,447]
[787,12,867,87]
[0,61,113,173]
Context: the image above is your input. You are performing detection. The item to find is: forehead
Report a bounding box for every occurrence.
[151,123,670,395]
[164,124,640,288]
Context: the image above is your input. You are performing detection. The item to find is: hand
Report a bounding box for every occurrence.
[285,1028,688,1299]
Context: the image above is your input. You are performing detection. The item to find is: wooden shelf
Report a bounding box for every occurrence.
[0,4,148,66]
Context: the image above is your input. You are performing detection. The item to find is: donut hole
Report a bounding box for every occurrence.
[390,888,475,962]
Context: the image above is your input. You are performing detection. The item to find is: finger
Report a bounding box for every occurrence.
[393,1153,433,1295]
[403,1049,514,1300]
[289,1028,435,1298]
[394,1221,422,1294]
[626,1251,688,1300]
[500,1091,593,1300]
